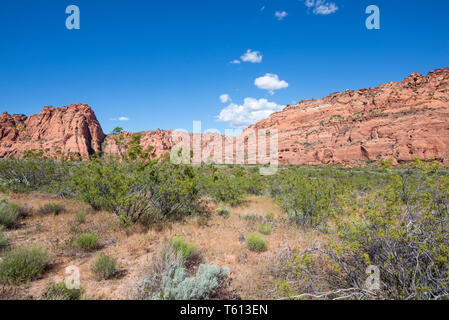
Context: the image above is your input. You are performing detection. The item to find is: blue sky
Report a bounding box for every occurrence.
[0,0,448,134]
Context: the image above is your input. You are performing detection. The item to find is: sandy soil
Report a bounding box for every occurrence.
[1,193,321,300]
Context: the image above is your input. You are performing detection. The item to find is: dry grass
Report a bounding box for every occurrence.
[0,193,323,300]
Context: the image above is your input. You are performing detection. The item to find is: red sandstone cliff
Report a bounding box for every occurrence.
[244,68,449,165]
[1,68,448,165]
[0,104,104,159]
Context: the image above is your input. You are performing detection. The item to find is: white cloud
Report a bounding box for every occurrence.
[230,59,241,64]
[305,0,315,8]
[304,0,338,15]
[241,49,263,63]
[275,11,288,20]
[254,73,289,95]
[217,97,284,128]
[260,6,265,11]
[219,94,231,103]
[110,117,130,121]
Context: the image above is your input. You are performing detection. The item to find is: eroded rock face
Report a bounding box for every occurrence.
[1,68,448,165]
[0,104,104,159]
[244,68,449,165]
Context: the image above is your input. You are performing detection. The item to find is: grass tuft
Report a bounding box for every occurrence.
[170,236,198,261]
[41,282,82,300]
[75,211,88,224]
[38,203,65,216]
[0,246,47,284]
[0,200,29,229]
[76,233,98,251]
[91,253,117,280]
[258,224,272,235]
[246,233,268,252]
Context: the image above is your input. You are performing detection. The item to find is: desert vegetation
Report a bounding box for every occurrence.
[0,142,448,300]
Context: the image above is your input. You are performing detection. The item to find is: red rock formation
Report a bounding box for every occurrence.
[0,104,104,159]
[244,68,449,165]
[1,68,448,166]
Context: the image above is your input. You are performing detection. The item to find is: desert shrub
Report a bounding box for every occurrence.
[38,202,65,215]
[275,162,449,300]
[0,247,47,284]
[153,263,229,300]
[91,253,117,280]
[0,158,71,193]
[170,236,198,261]
[246,233,268,252]
[76,233,98,251]
[41,282,82,300]
[270,168,341,226]
[265,212,274,221]
[75,211,87,224]
[216,205,230,218]
[198,165,262,206]
[140,241,227,300]
[71,157,200,224]
[0,199,29,229]
[139,239,229,300]
[0,226,9,250]
[258,224,272,235]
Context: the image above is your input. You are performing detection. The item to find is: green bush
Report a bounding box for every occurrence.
[0,158,72,193]
[0,247,47,284]
[71,157,200,223]
[41,282,82,300]
[246,233,268,252]
[76,233,98,251]
[198,165,262,206]
[274,161,449,300]
[0,199,29,229]
[38,203,65,215]
[258,224,272,235]
[92,253,117,280]
[265,212,274,221]
[170,236,198,261]
[270,169,340,226]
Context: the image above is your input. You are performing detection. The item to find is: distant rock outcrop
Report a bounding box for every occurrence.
[0,104,104,159]
[102,129,176,160]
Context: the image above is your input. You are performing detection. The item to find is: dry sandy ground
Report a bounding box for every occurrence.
[1,193,322,300]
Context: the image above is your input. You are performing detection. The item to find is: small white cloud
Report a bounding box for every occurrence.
[219,94,231,103]
[260,6,265,11]
[305,0,315,8]
[303,0,338,15]
[241,49,263,63]
[110,117,129,121]
[217,97,284,128]
[275,11,288,20]
[230,59,241,64]
[254,73,289,95]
